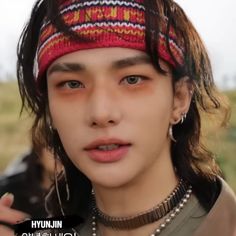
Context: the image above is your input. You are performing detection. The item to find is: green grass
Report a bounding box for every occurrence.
[0,81,235,192]
[205,90,236,191]
[0,81,31,169]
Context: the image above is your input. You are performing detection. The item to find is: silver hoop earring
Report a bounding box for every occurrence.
[169,125,176,142]
[54,154,66,216]
[63,168,70,201]
[180,113,187,124]
[46,110,54,133]
[49,124,54,132]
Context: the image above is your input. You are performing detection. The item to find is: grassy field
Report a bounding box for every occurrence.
[0,81,32,169]
[0,81,235,191]
[204,90,236,191]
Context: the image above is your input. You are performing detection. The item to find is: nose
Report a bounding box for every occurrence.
[86,86,122,128]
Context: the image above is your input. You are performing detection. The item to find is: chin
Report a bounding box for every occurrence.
[89,171,135,189]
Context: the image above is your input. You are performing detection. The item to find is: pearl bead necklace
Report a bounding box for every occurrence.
[92,179,188,230]
[91,187,192,236]
[150,187,192,235]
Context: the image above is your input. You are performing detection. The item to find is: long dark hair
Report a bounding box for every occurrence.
[17,0,230,217]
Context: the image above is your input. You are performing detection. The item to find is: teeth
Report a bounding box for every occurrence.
[97,144,120,151]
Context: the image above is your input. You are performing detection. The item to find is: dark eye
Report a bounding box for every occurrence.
[122,75,147,85]
[63,80,84,89]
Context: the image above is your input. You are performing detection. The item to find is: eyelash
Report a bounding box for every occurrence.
[121,75,149,85]
[57,75,149,89]
[57,80,84,89]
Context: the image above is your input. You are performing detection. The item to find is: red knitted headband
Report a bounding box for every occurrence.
[36,0,185,80]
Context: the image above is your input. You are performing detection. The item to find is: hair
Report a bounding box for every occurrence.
[17,0,230,218]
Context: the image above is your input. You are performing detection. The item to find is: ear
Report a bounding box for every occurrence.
[170,77,194,124]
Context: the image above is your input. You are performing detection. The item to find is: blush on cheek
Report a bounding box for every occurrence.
[123,82,156,96]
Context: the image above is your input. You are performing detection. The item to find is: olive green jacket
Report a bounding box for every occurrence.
[78,178,236,236]
[193,178,236,236]
[37,178,236,236]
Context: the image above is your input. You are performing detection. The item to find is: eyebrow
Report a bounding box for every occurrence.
[47,63,86,75]
[47,54,151,76]
[112,55,151,69]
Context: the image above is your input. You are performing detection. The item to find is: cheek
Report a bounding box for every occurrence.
[49,94,83,127]
[124,82,173,151]
[48,99,84,153]
[124,84,173,127]
[136,101,171,145]
[131,96,172,169]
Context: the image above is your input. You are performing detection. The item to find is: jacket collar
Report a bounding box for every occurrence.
[194,177,236,236]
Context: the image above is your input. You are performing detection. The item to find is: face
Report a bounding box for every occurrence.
[47,48,175,188]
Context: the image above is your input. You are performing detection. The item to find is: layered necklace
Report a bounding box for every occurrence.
[91,179,192,235]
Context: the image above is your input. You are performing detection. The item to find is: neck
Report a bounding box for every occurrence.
[92,145,178,236]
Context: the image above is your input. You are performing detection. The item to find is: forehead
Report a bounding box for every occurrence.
[52,47,146,61]
[47,47,171,76]
[48,47,149,69]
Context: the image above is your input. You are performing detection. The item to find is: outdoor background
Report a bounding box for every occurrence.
[0,0,235,192]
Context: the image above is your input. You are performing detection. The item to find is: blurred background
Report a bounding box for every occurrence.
[0,1,235,191]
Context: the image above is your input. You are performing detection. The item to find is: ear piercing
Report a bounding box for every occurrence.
[49,124,54,132]
[169,112,187,142]
[173,113,187,125]
[180,113,187,124]
[169,125,176,142]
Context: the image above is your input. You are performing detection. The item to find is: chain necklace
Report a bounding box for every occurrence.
[91,185,192,236]
[92,179,188,230]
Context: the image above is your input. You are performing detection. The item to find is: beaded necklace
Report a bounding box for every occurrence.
[91,185,192,236]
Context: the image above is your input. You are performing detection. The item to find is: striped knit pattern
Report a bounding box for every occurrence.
[36,0,184,79]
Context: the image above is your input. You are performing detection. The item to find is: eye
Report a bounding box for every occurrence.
[121,75,148,85]
[59,80,84,89]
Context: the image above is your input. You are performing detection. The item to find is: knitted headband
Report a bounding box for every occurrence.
[36,0,185,80]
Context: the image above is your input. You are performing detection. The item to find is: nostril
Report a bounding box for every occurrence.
[92,121,98,126]
[91,119,115,128]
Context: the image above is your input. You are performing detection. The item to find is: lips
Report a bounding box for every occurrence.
[84,138,131,150]
[84,138,131,163]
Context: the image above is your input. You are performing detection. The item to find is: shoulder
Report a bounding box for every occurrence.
[0,170,27,196]
[0,151,41,193]
[0,154,32,196]
[193,177,236,236]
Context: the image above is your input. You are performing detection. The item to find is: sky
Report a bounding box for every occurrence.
[0,0,236,89]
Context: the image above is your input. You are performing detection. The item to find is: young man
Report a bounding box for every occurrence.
[0,0,236,235]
